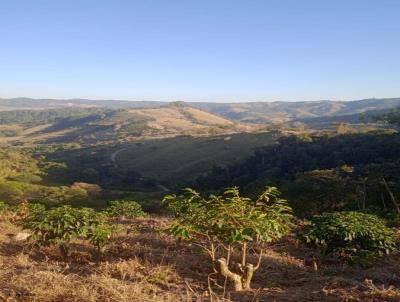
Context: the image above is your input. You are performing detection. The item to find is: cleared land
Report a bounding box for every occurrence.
[1,217,399,302]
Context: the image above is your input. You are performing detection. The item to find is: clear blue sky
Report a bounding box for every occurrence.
[1,0,399,102]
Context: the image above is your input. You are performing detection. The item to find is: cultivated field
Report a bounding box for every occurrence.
[1,217,399,302]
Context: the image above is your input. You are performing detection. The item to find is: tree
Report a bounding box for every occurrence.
[375,108,400,126]
[163,186,293,291]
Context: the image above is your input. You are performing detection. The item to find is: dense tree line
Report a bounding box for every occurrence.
[193,132,400,216]
[377,107,400,126]
[0,148,90,206]
[0,108,116,125]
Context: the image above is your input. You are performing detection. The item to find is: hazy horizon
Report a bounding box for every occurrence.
[2,94,400,104]
[1,95,400,104]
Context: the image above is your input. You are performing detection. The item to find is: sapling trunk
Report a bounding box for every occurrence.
[241,242,247,267]
[217,258,243,291]
[59,243,70,261]
[92,244,105,262]
[242,264,255,290]
[216,247,263,291]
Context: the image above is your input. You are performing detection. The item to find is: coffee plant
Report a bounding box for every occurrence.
[303,211,397,265]
[87,223,116,253]
[16,202,46,221]
[0,201,46,223]
[106,200,147,219]
[0,201,13,221]
[164,186,293,291]
[0,201,9,212]
[22,205,114,259]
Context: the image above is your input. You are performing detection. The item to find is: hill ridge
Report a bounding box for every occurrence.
[1,97,399,125]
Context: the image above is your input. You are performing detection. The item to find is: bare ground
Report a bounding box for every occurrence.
[1,217,399,302]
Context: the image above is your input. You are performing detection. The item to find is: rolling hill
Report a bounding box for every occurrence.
[1,97,399,126]
[0,102,259,146]
[193,98,400,124]
[45,131,280,192]
[110,132,277,185]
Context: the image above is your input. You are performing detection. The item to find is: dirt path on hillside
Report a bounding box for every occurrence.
[110,148,127,164]
[110,147,170,192]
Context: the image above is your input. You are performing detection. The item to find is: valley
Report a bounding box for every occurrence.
[2,2,400,300]
[0,98,398,202]
[0,98,399,302]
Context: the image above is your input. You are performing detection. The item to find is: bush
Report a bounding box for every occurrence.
[0,201,13,220]
[303,211,397,264]
[0,181,23,203]
[106,200,147,219]
[164,186,293,291]
[87,223,115,253]
[0,201,10,212]
[13,201,46,222]
[0,201,45,222]
[22,205,114,258]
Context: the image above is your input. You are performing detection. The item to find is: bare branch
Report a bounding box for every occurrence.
[254,249,263,271]
[241,242,247,267]
[383,178,400,214]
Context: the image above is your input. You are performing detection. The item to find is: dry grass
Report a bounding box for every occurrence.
[1,217,399,302]
[128,106,236,130]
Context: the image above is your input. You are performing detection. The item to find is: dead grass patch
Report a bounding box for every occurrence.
[0,219,399,301]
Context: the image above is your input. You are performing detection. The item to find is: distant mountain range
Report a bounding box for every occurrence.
[193,98,400,124]
[0,102,257,146]
[1,97,399,126]
[0,97,165,110]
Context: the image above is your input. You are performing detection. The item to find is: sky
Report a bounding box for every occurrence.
[1,0,400,102]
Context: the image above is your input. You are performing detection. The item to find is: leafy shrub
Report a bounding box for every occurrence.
[164,186,293,291]
[106,200,147,219]
[0,201,45,222]
[87,223,115,252]
[0,181,24,203]
[0,201,13,220]
[22,205,114,258]
[303,211,397,264]
[0,201,10,212]
[13,201,46,222]
[41,186,89,206]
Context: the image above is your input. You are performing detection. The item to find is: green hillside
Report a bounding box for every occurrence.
[113,132,277,184]
[45,131,279,192]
